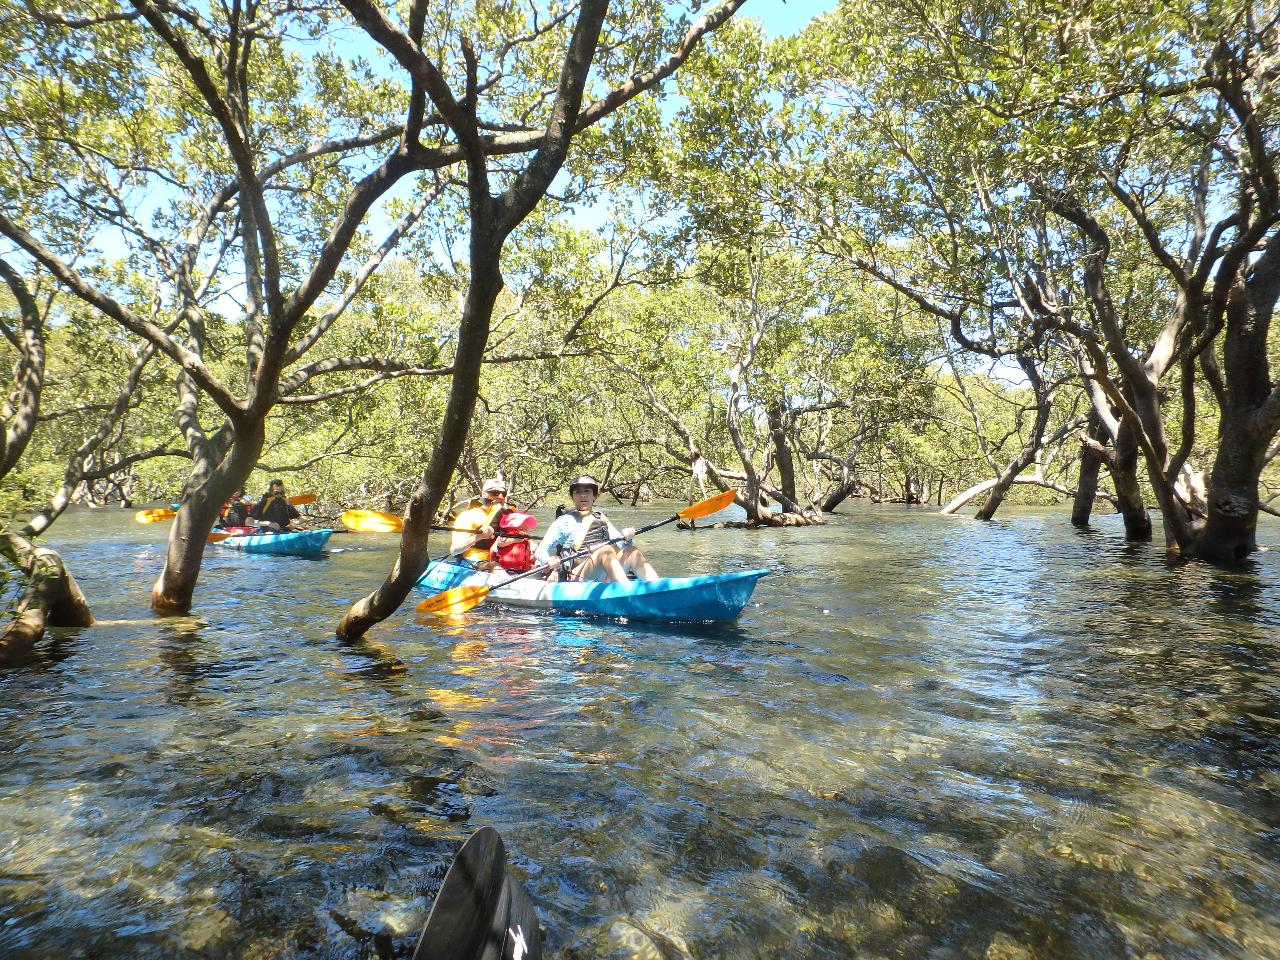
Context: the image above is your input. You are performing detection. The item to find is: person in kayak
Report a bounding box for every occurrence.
[535,474,659,582]
[218,489,250,528]
[250,479,301,532]
[449,477,512,570]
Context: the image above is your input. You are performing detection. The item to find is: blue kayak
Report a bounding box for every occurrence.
[416,558,769,623]
[213,528,332,557]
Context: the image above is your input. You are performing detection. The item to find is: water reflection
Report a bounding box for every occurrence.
[0,505,1277,957]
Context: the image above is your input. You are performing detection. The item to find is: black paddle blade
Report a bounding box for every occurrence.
[502,868,543,960]
[412,827,542,960]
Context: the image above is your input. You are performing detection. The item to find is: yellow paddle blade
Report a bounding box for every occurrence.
[288,493,317,506]
[415,584,491,616]
[340,509,404,533]
[135,508,177,524]
[678,488,738,520]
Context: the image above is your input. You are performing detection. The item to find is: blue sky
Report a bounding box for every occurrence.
[747,0,838,37]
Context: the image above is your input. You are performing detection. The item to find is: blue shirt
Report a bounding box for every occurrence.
[534,510,623,566]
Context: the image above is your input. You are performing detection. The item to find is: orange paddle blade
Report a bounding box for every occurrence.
[340,509,404,533]
[678,488,738,520]
[135,508,177,524]
[206,531,234,543]
[415,584,491,616]
[288,493,317,506]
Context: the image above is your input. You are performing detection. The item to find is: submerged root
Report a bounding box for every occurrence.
[0,534,94,664]
[708,511,824,529]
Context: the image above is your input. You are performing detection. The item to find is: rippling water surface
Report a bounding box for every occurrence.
[2,504,1278,958]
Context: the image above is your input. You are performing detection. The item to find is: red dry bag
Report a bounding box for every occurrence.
[492,512,536,572]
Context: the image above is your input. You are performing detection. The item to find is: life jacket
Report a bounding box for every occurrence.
[451,501,505,562]
[252,494,296,527]
[444,498,480,525]
[565,511,611,555]
[492,512,537,572]
[220,501,249,527]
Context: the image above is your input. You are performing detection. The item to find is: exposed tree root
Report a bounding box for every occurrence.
[0,534,94,664]
[710,511,824,529]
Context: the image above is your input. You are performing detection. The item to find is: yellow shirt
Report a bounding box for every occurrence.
[450,502,504,562]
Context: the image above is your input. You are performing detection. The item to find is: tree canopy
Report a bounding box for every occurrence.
[1,0,1278,648]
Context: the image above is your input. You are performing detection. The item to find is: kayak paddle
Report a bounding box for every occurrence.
[431,524,537,539]
[135,508,177,523]
[340,508,404,533]
[340,511,534,538]
[415,488,739,616]
[137,493,314,525]
[254,492,317,507]
[411,826,542,960]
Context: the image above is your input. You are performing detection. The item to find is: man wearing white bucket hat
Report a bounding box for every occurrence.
[449,476,512,570]
[534,474,659,582]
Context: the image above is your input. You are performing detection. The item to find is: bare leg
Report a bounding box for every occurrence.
[572,545,630,583]
[617,545,658,580]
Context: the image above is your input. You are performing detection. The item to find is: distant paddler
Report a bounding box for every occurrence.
[217,489,250,529]
[250,479,301,532]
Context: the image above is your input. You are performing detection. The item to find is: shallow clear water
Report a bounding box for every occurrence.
[1,503,1278,958]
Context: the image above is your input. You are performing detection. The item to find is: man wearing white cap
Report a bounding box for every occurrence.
[448,477,511,569]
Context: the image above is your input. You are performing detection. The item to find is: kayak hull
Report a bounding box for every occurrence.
[213,528,332,557]
[416,559,768,623]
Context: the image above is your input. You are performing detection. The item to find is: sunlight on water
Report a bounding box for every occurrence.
[0,504,1277,958]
